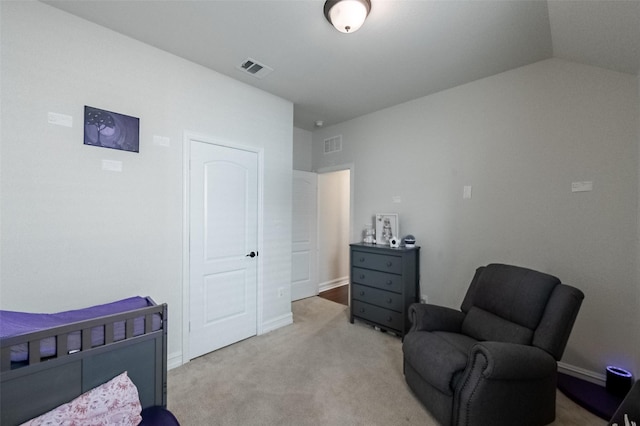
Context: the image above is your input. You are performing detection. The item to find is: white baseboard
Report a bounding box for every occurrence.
[168,351,183,370]
[261,312,293,334]
[558,361,606,386]
[318,277,349,293]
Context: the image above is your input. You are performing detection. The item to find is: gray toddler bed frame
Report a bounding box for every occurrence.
[0,298,167,426]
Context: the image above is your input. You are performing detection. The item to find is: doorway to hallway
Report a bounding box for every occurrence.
[317,168,351,296]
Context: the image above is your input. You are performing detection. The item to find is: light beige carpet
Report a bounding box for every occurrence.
[167,297,605,426]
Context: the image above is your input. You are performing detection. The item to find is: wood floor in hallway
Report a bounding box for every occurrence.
[318,285,348,306]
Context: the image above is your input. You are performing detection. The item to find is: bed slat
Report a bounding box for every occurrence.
[1,347,11,371]
[28,341,39,365]
[81,327,91,351]
[56,333,68,358]
[105,323,114,344]
[145,314,153,334]
[126,318,134,339]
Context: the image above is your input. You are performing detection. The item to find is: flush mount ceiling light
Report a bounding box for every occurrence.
[324,0,371,34]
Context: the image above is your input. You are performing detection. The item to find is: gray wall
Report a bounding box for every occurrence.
[1,1,294,366]
[312,58,639,378]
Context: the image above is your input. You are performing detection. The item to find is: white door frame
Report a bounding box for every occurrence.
[182,131,265,365]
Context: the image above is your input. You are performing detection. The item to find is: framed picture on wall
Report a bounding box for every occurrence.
[375,213,399,246]
[84,105,140,153]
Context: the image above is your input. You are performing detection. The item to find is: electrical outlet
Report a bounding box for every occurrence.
[278,287,285,298]
[420,295,428,304]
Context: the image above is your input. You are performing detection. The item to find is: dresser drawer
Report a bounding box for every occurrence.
[352,284,403,312]
[352,251,402,274]
[352,301,403,331]
[352,267,402,293]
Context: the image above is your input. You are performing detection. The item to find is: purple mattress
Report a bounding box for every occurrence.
[0,296,161,363]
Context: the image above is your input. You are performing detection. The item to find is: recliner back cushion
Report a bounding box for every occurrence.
[461,264,560,343]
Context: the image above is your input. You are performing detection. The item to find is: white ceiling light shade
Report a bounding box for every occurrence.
[324,0,371,34]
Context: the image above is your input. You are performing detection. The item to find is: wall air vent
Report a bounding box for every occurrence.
[324,135,342,154]
[237,58,274,79]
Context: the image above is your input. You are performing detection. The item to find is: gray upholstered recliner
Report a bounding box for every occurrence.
[403,263,584,426]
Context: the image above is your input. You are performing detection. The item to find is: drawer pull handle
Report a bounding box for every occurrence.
[360,308,366,313]
[386,261,393,267]
[360,291,365,296]
[360,274,366,280]
[386,280,392,285]
[387,298,393,303]
[387,316,393,322]
[359,257,365,262]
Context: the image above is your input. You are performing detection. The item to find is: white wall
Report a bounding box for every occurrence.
[317,170,350,290]
[0,1,293,365]
[293,127,312,172]
[313,58,639,379]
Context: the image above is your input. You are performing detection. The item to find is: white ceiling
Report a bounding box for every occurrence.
[43,0,640,131]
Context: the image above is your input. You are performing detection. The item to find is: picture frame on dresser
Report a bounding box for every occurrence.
[375,213,398,246]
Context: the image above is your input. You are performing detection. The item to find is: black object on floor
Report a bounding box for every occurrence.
[557,372,623,420]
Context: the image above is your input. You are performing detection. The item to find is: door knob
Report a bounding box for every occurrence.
[246,251,257,258]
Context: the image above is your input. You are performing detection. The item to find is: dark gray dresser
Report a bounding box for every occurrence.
[349,243,420,337]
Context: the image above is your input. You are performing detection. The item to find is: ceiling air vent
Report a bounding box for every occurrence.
[324,135,342,154]
[237,58,274,79]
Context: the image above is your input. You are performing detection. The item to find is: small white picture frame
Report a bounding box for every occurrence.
[375,213,399,246]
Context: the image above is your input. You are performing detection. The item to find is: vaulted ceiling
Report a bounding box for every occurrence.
[43,0,640,131]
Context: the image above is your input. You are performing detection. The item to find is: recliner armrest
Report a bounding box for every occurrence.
[408,303,465,332]
[455,341,559,426]
[468,341,557,380]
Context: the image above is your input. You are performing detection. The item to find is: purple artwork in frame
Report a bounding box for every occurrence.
[84,106,139,153]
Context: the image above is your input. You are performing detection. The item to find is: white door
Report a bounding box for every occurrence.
[189,140,259,359]
[291,171,318,301]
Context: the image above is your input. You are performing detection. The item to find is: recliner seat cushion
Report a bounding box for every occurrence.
[403,331,477,395]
